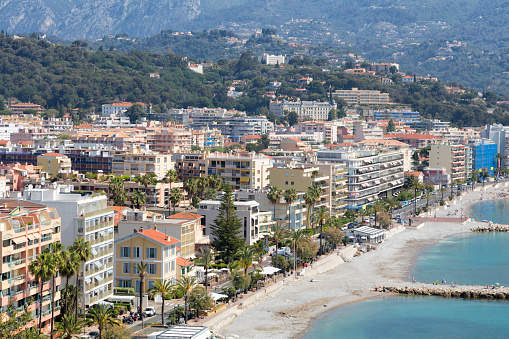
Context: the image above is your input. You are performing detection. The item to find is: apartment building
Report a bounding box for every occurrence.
[102,102,151,117]
[112,147,174,179]
[115,227,178,291]
[372,110,420,124]
[429,144,467,182]
[295,121,338,143]
[193,116,273,142]
[332,88,390,105]
[384,133,443,149]
[367,63,399,73]
[169,107,242,125]
[316,149,405,209]
[69,130,148,151]
[9,102,45,115]
[23,185,115,310]
[258,53,285,65]
[198,200,274,246]
[172,153,207,181]
[0,200,61,332]
[206,152,271,189]
[146,127,193,152]
[36,153,72,176]
[471,140,498,175]
[269,100,337,121]
[117,209,204,258]
[10,127,48,143]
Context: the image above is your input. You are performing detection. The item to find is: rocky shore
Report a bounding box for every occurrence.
[470,224,509,232]
[374,285,509,299]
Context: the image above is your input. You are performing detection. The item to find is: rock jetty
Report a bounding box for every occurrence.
[470,224,509,232]
[373,285,509,300]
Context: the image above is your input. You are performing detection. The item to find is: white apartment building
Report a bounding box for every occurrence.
[102,102,150,117]
[269,100,337,121]
[316,149,404,209]
[206,152,271,189]
[0,123,25,140]
[429,144,467,182]
[332,88,390,105]
[23,185,115,310]
[198,200,274,246]
[295,121,338,143]
[258,53,285,65]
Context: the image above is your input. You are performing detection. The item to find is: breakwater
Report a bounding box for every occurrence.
[470,224,509,232]
[373,285,509,299]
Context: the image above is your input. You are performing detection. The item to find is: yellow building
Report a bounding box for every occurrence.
[0,200,62,333]
[37,152,72,176]
[112,147,174,179]
[115,227,179,291]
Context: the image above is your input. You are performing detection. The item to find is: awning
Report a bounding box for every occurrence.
[92,248,98,255]
[32,233,41,239]
[41,230,52,236]
[85,278,91,284]
[210,292,228,301]
[107,269,113,275]
[27,234,35,241]
[95,275,104,282]
[99,231,106,237]
[261,266,281,275]
[12,236,27,244]
[94,261,103,268]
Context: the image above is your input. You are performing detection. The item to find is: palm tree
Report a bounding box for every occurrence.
[283,189,298,226]
[169,187,182,215]
[384,197,399,220]
[194,248,214,291]
[177,275,197,324]
[109,176,128,206]
[372,200,385,227]
[183,178,198,207]
[440,186,446,199]
[86,304,120,339]
[131,190,146,209]
[58,250,80,316]
[196,177,209,199]
[495,153,504,177]
[29,252,54,333]
[314,206,329,254]
[236,247,256,275]
[267,186,282,221]
[70,238,92,318]
[207,174,222,191]
[289,229,305,274]
[271,223,288,268]
[54,314,85,339]
[47,243,63,339]
[303,191,315,230]
[137,173,157,198]
[148,279,173,325]
[134,261,148,328]
[164,169,178,191]
[409,177,421,215]
[203,188,218,200]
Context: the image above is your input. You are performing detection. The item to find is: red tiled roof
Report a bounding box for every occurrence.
[0,140,10,145]
[343,135,356,139]
[177,257,192,267]
[42,152,66,157]
[284,137,303,143]
[113,206,128,212]
[243,135,262,139]
[139,228,179,245]
[384,133,442,140]
[168,212,203,220]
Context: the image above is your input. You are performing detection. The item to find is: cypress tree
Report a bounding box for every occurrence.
[210,184,244,264]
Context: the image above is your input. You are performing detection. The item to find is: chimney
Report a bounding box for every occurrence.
[139,227,143,233]
[134,229,138,233]
[153,226,157,231]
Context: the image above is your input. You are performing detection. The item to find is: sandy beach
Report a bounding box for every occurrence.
[217,182,508,339]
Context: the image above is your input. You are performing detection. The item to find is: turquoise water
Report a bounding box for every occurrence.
[304,200,509,338]
[468,198,509,224]
[304,296,509,339]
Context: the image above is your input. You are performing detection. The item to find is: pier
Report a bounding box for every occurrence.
[373,285,509,300]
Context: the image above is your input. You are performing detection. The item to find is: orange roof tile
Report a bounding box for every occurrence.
[384,133,442,140]
[168,212,203,220]
[139,228,179,245]
[42,152,66,157]
[0,140,10,145]
[177,257,192,267]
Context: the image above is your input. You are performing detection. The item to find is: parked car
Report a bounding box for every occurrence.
[88,332,99,339]
[145,307,156,317]
[363,218,370,224]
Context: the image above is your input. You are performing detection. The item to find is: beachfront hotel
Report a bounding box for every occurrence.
[316,149,405,209]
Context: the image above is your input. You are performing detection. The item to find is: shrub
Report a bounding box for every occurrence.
[114,287,135,294]
[439,199,445,206]
[448,195,454,201]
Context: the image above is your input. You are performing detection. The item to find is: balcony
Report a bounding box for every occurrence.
[88,234,114,246]
[82,207,114,219]
[85,261,113,277]
[85,220,114,233]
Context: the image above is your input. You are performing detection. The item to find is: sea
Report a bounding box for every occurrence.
[303,200,509,338]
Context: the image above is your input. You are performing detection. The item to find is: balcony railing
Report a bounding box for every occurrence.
[85,262,113,276]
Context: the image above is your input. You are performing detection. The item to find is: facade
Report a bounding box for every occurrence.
[422,168,450,187]
[384,133,443,149]
[173,153,207,181]
[316,149,405,209]
[36,153,72,176]
[295,121,338,143]
[198,200,273,246]
[115,227,178,291]
[472,140,498,175]
[258,53,285,65]
[112,147,174,179]
[269,100,337,121]
[9,102,45,115]
[373,111,421,124]
[429,144,467,182]
[0,200,62,332]
[332,88,390,105]
[368,63,399,73]
[23,186,115,310]
[102,102,150,117]
[206,152,271,189]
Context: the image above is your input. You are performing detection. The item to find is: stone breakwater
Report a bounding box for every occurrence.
[373,285,509,299]
[470,224,509,232]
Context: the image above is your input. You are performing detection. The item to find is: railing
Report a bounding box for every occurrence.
[82,207,114,219]
[13,244,26,251]
[86,275,113,290]
[12,274,25,282]
[13,226,26,234]
[41,236,52,243]
[89,234,114,246]
[93,247,114,259]
[86,220,114,233]
[86,290,112,305]
[85,262,113,276]
[11,258,26,266]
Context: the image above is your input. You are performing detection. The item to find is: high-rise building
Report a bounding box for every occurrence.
[429,144,467,182]
[23,185,115,310]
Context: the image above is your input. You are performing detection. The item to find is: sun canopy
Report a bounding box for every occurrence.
[210,292,228,301]
[261,266,281,275]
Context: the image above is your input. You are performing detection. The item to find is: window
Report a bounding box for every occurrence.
[291,181,294,185]
[285,173,288,177]
[147,248,157,259]
[171,260,175,271]
[133,247,141,258]
[120,246,130,258]
[147,264,157,275]
[135,280,141,292]
[118,280,131,288]
[285,181,288,185]
[148,280,155,290]
[133,266,140,274]
[122,263,130,274]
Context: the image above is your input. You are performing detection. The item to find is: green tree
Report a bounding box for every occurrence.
[288,229,306,273]
[314,206,329,254]
[29,252,55,333]
[286,111,299,126]
[54,314,85,339]
[183,178,198,207]
[271,223,288,269]
[387,119,396,132]
[102,323,132,339]
[169,187,182,215]
[188,285,213,318]
[210,184,245,264]
[86,304,120,339]
[236,247,256,275]
[0,303,34,338]
[58,250,80,317]
[131,190,146,209]
[148,279,173,325]
[134,262,148,328]
[267,185,283,220]
[194,248,214,291]
[125,104,146,123]
[283,189,298,225]
[109,177,128,206]
[207,174,222,191]
[70,238,92,318]
[176,275,196,324]
[203,188,218,200]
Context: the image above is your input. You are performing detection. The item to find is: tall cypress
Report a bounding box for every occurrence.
[210,184,244,264]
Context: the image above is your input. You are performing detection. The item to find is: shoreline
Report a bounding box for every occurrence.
[218,183,507,339]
